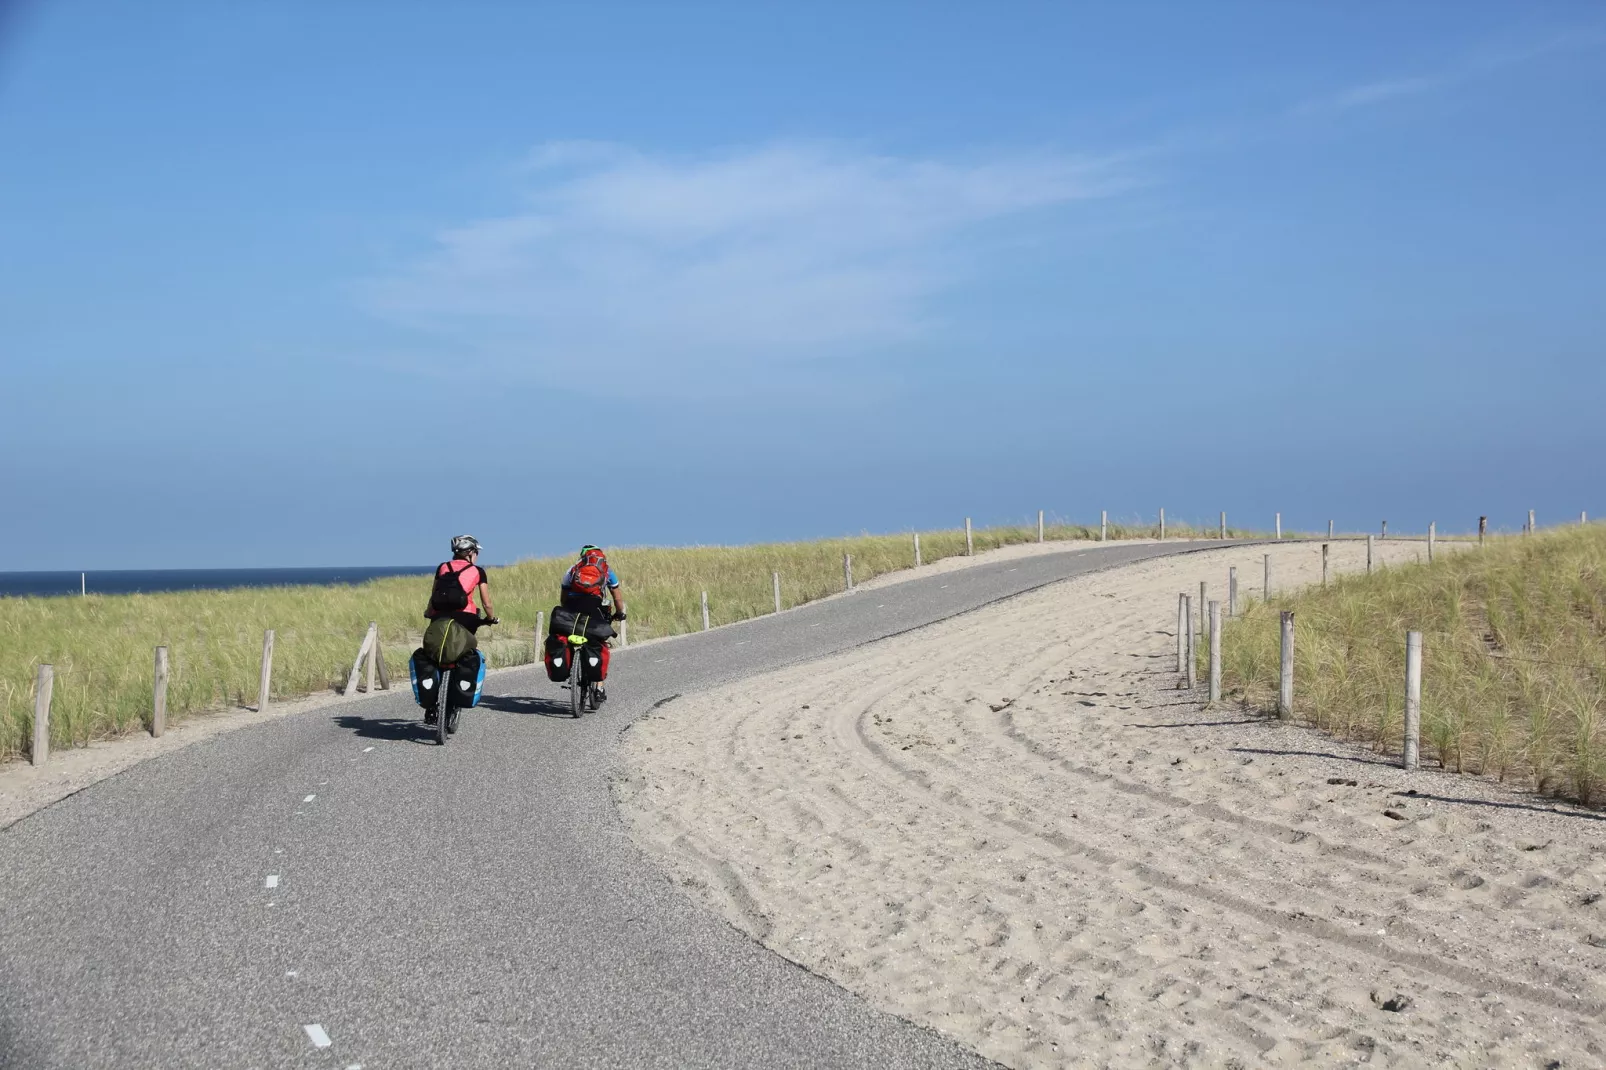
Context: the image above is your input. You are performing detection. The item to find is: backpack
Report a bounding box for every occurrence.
[429,561,474,614]
[569,549,610,599]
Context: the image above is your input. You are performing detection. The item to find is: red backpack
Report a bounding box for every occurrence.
[570,549,610,598]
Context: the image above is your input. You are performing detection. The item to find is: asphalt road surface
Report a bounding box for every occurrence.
[0,541,1229,1068]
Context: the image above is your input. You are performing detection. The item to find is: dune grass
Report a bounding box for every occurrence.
[1218,526,1606,803]
[2,519,1194,761]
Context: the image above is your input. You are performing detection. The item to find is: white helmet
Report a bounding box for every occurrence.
[450,534,481,557]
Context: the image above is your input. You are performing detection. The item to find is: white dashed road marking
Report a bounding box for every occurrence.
[362,746,374,752]
[303,795,316,803]
[303,1023,332,1048]
[265,875,279,889]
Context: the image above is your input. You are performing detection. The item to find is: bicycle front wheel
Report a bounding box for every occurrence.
[569,650,584,719]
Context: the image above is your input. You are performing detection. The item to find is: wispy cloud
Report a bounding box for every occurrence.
[361,142,1126,383]
[1298,24,1605,114]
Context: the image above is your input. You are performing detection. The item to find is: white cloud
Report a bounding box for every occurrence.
[361,142,1125,381]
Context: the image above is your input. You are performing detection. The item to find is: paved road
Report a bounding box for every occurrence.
[0,541,1229,1068]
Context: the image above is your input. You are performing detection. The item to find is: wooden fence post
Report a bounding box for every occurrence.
[1159,507,1166,541]
[1037,510,1045,543]
[32,664,52,767]
[913,533,922,567]
[772,571,782,613]
[1208,601,1222,703]
[843,553,853,592]
[1321,543,1329,587]
[1228,567,1238,616]
[1381,520,1388,539]
[1275,512,1282,540]
[364,621,378,695]
[1176,593,1187,673]
[153,646,169,737]
[620,617,628,647]
[1199,580,1207,634]
[1328,520,1334,539]
[1366,534,1374,574]
[1428,522,1436,563]
[536,611,544,643]
[701,591,710,631]
[1528,509,1535,535]
[1404,631,1422,769]
[1263,553,1271,602]
[343,626,375,697]
[1278,612,1294,717]
[965,517,973,556]
[1479,516,1487,547]
[1100,510,1108,542]
[1583,511,1589,525]
[1219,511,1226,539]
[258,630,275,712]
[1184,596,1196,690]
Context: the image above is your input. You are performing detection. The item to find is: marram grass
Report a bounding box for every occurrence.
[1218,526,1606,804]
[2,520,1179,761]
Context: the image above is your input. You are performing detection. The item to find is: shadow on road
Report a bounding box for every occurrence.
[478,693,576,719]
[332,713,437,744]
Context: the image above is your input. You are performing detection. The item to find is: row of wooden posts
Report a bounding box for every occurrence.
[28,509,1586,763]
[1176,548,1447,772]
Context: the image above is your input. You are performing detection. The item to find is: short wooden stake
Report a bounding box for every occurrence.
[1176,593,1186,673]
[620,618,628,647]
[1366,534,1374,574]
[1427,522,1436,563]
[913,533,922,567]
[1263,553,1271,601]
[1228,567,1238,616]
[1403,631,1422,769]
[1100,510,1108,542]
[153,646,169,737]
[536,610,544,640]
[32,664,52,767]
[1199,580,1207,634]
[364,621,378,695]
[1278,611,1294,717]
[1479,516,1487,547]
[1219,511,1226,539]
[258,629,274,712]
[1582,511,1588,525]
[1381,519,1387,538]
[1184,596,1196,690]
[1275,512,1282,540]
[1321,543,1329,587]
[965,517,973,556]
[1159,507,1166,541]
[1208,601,1222,703]
[772,571,782,613]
[343,626,375,697]
[1528,508,1535,534]
[1327,519,1334,539]
[1037,509,1045,543]
[843,553,853,591]
[701,591,710,631]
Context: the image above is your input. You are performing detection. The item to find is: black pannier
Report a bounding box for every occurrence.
[548,604,615,641]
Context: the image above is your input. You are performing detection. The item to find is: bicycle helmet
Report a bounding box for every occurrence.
[451,534,482,557]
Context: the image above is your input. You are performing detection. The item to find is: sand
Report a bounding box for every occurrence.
[616,541,1606,1068]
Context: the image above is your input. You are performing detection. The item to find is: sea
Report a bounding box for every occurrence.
[0,566,434,599]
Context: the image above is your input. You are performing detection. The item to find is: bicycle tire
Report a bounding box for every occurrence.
[569,645,584,719]
[436,670,451,746]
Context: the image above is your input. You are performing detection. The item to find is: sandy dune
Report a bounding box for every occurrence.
[616,542,1606,1068]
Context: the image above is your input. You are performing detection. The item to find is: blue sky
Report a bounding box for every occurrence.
[3,1,1603,568]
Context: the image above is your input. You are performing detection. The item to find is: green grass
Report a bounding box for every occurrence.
[2,519,1192,761]
[1218,526,1606,803]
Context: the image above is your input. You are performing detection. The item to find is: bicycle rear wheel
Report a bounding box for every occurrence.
[569,649,584,719]
[436,670,451,745]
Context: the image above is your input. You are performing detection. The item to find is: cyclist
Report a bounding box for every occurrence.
[559,544,625,704]
[422,535,498,723]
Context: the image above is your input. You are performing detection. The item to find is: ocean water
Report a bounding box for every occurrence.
[0,566,433,599]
